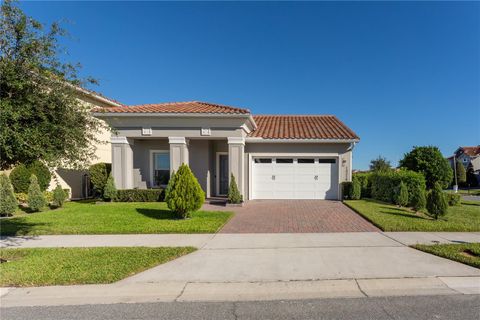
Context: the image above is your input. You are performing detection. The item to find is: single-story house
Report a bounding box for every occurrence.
[94,101,359,200]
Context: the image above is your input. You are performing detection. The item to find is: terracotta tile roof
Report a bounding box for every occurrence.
[459,146,480,157]
[96,101,250,114]
[248,115,359,140]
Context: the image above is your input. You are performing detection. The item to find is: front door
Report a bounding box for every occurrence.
[219,154,229,195]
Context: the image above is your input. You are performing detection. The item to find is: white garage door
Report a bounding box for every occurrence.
[252,157,339,200]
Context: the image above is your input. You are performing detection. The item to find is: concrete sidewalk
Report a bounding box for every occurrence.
[1,276,479,307]
[1,232,479,307]
[1,232,479,248]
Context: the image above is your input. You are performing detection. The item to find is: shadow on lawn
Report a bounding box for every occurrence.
[379,206,432,220]
[135,208,183,220]
[462,202,480,207]
[0,218,48,237]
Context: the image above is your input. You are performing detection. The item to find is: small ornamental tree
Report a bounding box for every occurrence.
[52,184,67,208]
[369,156,391,172]
[351,178,361,200]
[399,146,453,189]
[410,183,426,212]
[0,173,18,216]
[228,174,243,204]
[165,164,205,219]
[454,161,466,187]
[28,174,46,212]
[426,182,448,220]
[103,173,117,202]
[394,181,409,207]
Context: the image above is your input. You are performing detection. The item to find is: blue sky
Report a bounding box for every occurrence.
[21,1,479,170]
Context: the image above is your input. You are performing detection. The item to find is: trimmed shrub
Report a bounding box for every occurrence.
[342,182,353,200]
[394,181,409,207]
[228,174,243,204]
[103,173,117,202]
[10,161,51,193]
[351,177,361,200]
[88,163,111,197]
[410,183,426,212]
[52,185,67,208]
[354,173,372,198]
[370,170,426,206]
[446,193,461,206]
[116,189,164,202]
[0,173,18,216]
[15,192,28,204]
[426,182,448,219]
[28,174,46,212]
[165,164,205,219]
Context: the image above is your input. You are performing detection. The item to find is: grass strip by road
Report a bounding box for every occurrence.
[412,243,480,269]
[344,199,480,232]
[0,247,196,287]
[0,201,233,236]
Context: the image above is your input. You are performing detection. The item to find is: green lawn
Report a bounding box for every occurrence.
[0,201,233,236]
[0,247,195,287]
[344,199,480,232]
[412,243,480,269]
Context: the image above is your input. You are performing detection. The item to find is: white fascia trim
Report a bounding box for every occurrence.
[92,112,252,119]
[245,138,360,143]
[168,137,187,144]
[74,86,123,108]
[111,136,130,144]
[227,137,246,145]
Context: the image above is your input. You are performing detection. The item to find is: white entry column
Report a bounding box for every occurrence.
[168,137,189,173]
[227,137,245,196]
[111,136,134,189]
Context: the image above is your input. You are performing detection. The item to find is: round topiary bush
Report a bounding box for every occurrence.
[10,161,51,193]
[165,164,205,219]
[426,182,448,220]
[88,162,112,197]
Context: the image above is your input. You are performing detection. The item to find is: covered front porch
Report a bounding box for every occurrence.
[110,136,246,199]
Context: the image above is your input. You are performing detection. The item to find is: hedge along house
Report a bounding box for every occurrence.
[94,101,359,200]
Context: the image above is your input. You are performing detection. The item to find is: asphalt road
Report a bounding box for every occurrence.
[2,295,479,320]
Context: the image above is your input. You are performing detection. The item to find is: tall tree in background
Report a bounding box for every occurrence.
[399,146,453,189]
[454,160,466,187]
[466,164,479,188]
[369,156,391,172]
[0,0,106,170]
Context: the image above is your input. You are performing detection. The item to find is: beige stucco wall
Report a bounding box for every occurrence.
[48,97,112,199]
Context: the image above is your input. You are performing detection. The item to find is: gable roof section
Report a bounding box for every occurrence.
[248,115,359,140]
[96,101,250,114]
[458,146,480,157]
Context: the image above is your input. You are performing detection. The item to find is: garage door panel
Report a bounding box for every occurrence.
[252,157,339,200]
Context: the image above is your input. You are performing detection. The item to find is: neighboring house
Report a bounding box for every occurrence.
[448,146,480,170]
[48,89,122,199]
[94,101,359,200]
[448,146,480,184]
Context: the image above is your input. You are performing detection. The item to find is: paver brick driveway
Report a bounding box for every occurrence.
[208,200,379,233]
